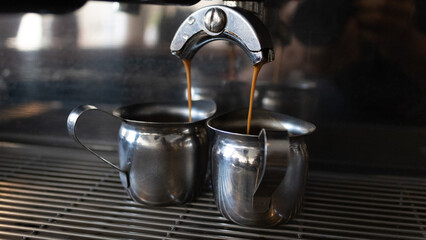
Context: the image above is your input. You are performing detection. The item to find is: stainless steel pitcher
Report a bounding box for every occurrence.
[207,108,315,226]
[67,100,216,206]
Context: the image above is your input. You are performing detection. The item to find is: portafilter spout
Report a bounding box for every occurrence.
[170,5,274,65]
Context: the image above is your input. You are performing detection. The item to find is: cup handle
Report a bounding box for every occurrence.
[67,105,124,172]
[253,128,290,211]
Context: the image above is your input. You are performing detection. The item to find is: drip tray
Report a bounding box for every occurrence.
[0,143,425,239]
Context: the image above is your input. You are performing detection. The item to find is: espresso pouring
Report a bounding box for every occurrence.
[182,60,263,133]
[247,63,263,134]
[182,59,192,122]
[170,5,273,129]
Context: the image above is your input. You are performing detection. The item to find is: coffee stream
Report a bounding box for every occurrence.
[182,59,263,134]
[247,63,263,134]
[182,59,192,122]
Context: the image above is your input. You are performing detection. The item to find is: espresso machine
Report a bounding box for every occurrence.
[0,0,425,239]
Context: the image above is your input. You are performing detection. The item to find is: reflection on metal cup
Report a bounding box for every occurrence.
[207,109,315,226]
[67,100,216,206]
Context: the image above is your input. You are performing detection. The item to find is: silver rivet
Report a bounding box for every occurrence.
[187,16,195,25]
[203,8,227,34]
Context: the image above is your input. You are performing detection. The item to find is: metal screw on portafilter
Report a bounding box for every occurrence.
[170,3,274,65]
[204,8,227,34]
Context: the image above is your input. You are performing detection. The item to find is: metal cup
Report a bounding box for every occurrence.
[207,109,315,226]
[67,100,216,206]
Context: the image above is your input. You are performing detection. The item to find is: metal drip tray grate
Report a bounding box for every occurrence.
[0,143,425,239]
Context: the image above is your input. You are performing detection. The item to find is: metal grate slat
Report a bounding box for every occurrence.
[310,174,426,192]
[0,222,175,240]
[308,181,426,198]
[0,144,425,239]
[307,184,426,202]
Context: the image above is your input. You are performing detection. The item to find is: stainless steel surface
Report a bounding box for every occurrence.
[0,1,423,237]
[0,143,426,239]
[67,100,216,206]
[207,109,315,226]
[0,2,424,170]
[68,104,123,172]
[170,5,274,64]
[255,77,318,120]
[223,1,264,19]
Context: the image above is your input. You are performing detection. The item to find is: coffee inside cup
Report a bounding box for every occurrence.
[208,109,289,136]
